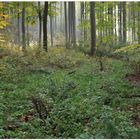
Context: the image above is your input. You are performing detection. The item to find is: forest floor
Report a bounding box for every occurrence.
[0,45,140,138]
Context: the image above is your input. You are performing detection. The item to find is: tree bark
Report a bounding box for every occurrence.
[138,2,140,44]
[90,2,96,55]
[38,2,42,47]
[50,2,53,47]
[26,23,29,46]
[64,2,68,48]
[119,2,123,43]
[43,2,48,51]
[123,2,126,44]
[17,2,20,45]
[21,3,26,50]
[71,2,76,47]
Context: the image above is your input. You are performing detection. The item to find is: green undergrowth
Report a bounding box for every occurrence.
[0,45,140,138]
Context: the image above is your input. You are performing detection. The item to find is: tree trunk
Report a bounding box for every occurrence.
[50,3,53,47]
[132,2,136,41]
[17,2,20,45]
[90,2,96,55]
[84,2,87,42]
[26,23,29,46]
[71,2,76,47]
[68,2,76,47]
[80,2,84,40]
[119,2,123,43]
[21,3,26,50]
[123,2,126,44]
[43,2,48,51]
[64,2,68,48]
[38,2,42,47]
[138,2,140,44]
[114,3,117,44]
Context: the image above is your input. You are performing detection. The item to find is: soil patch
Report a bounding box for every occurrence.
[125,72,140,84]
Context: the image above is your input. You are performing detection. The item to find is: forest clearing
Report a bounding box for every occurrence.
[0,1,140,139]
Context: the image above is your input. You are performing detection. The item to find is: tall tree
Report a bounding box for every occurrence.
[68,2,76,47]
[118,2,123,43]
[123,2,126,44]
[17,2,20,45]
[38,2,42,47]
[26,22,29,46]
[80,2,84,39]
[43,2,48,51]
[132,2,136,41]
[84,2,87,43]
[114,3,117,44]
[21,3,26,50]
[64,2,68,48]
[72,2,76,47]
[50,2,53,47]
[138,2,140,44]
[90,2,96,55]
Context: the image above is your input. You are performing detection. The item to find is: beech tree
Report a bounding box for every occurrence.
[64,2,68,48]
[21,3,26,50]
[1,2,140,50]
[138,3,140,44]
[123,2,126,44]
[68,2,76,47]
[38,2,42,47]
[90,2,96,55]
[50,2,53,47]
[43,2,48,51]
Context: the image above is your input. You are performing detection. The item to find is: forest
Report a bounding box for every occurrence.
[0,1,140,138]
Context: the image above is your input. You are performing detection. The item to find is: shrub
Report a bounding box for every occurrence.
[45,47,88,69]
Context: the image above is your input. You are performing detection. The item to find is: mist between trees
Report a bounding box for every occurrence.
[0,2,140,54]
